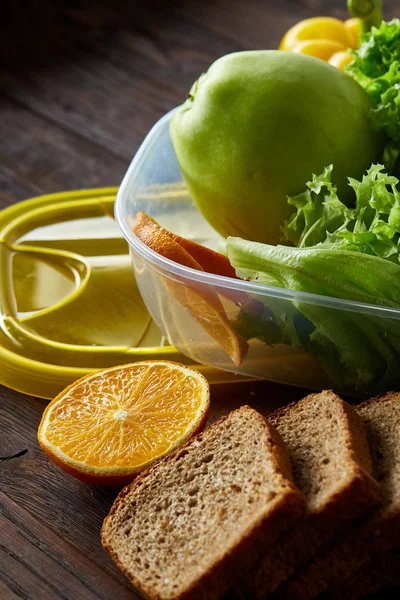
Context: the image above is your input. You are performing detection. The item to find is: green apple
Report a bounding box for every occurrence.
[170,51,383,244]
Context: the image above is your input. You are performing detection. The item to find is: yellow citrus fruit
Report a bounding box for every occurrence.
[329,51,355,70]
[38,361,210,486]
[344,18,360,48]
[291,39,347,61]
[279,17,353,51]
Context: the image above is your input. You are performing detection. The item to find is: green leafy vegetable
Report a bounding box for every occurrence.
[283,163,400,261]
[282,165,350,247]
[233,299,287,345]
[347,19,400,167]
[229,164,400,395]
[228,240,400,308]
[227,237,400,394]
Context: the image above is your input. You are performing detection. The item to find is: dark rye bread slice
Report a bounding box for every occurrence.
[282,392,400,600]
[232,391,380,600]
[325,546,400,600]
[101,406,305,600]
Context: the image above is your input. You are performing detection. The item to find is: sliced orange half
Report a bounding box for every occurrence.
[133,212,248,366]
[135,211,237,278]
[38,361,210,486]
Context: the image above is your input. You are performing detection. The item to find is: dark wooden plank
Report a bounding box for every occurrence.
[2,0,398,169]
[0,490,135,599]
[174,0,314,50]
[0,0,310,159]
[295,0,399,19]
[0,580,20,600]
[0,546,59,600]
[175,0,392,49]
[0,387,129,585]
[0,96,127,204]
[0,1,239,159]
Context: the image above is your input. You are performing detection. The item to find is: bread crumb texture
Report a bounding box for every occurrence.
[270,391,371,511]
[234,391,378,599]
[102,406,299,600]
[281,392,400,600]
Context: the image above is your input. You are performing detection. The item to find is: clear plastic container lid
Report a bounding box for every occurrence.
[0,189,246,399]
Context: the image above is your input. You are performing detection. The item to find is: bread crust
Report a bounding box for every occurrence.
[101,406,305,600]
[279,392,400,600]
[234,391,380,600]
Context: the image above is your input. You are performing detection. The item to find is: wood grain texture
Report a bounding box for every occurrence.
[0,96,127,203]
[0,491,133,599]
[0,380,306,599]
[1,0,400,598]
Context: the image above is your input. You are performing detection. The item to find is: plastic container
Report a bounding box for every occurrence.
[115,110,400,398]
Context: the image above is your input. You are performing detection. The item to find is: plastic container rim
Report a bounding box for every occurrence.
[114,109,400,321]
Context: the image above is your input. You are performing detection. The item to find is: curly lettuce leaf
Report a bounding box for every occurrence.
[233,163,400,395]
[282,165,351,247]
[347,19,400,162]
[284,163,400,261]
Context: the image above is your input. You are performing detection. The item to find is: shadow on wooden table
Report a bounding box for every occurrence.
[1,0,189,69]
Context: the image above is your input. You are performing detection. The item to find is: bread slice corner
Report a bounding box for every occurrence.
[101,405,305,600]
[234,390,380,600]
[281,391,400,600]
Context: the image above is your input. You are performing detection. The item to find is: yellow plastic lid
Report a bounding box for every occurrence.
[0,189,246,400]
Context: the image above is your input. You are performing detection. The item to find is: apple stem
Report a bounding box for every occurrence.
[347,0,383,33]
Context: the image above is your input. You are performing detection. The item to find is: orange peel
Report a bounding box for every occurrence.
[133,212,248,366]
[38,361,210,486]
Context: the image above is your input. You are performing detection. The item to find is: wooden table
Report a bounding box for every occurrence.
[1,1,399,598]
